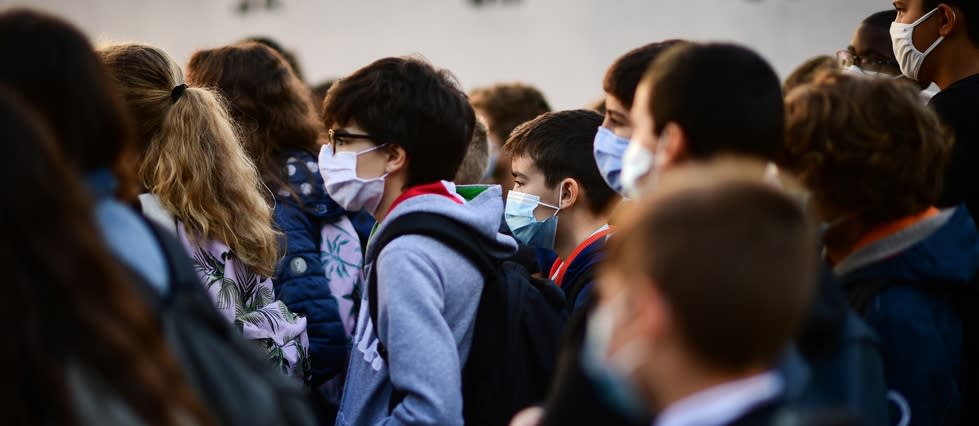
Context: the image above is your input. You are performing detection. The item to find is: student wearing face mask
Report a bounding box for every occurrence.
[586,161,818,426]
[891,0,979,226]
[320,57,519,426]
[503,109,620,311]
[839,10,903,79]
[621,43,890,425]
[837,10,940,101]
[592,40,686,194]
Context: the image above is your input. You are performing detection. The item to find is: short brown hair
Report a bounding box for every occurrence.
[642,43,785,161]
[783,55,838,94]
[608,159,816,371]
[469,82,551,144]
[602,40,686,109]
[780,72,953,226]
[186,42,321,194]
[454,119,490,184]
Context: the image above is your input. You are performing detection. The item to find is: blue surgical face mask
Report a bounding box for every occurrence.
[593,127,631,194]
[504,189,561,250]
[582,299,651,420]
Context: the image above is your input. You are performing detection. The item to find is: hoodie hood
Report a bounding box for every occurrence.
[367,181,518,262]
[840,206,979,285]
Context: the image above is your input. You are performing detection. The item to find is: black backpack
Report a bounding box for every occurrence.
[367,212,569,426]
[140,219,317,426]
[844,275,979,426]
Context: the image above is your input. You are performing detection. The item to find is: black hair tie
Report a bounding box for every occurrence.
[170,83,188,103]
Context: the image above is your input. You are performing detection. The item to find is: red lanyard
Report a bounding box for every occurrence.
[549,227,614,287]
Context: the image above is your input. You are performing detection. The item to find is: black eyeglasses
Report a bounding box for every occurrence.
[327,128,381,154]
[836,50,899,73]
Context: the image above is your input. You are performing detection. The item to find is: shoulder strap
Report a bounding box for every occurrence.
[366,212,496,414]
[367,212,495,362]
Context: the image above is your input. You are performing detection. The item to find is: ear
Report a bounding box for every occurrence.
[633,277,671,344]
[658,122,688,170]
[384,145,408,174]
[938,4,957,37]
[559,178,580,210]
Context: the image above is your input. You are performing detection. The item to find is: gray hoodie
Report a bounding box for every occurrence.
[336,182,518,426]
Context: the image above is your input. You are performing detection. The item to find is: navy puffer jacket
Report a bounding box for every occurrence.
[273,150,349,385]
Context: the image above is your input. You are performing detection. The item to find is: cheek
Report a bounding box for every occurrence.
[911,18,942,51]
[354,155,388,179]
[613,126,633,141]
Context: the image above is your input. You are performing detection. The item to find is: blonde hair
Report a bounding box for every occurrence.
[101,43,281,276]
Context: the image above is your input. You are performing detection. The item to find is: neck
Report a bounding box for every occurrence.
[822,218,868,265]
[373,175,407,223]
[647,353,768,412]
[554,209,608,260]
[932,44,979,89]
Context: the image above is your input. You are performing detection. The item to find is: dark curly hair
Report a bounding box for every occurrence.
[780,72,953,226]
[322,56,476,187]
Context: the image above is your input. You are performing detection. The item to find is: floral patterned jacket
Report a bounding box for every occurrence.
[140,194,311,379]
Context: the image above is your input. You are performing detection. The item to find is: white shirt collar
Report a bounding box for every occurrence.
[654,371,782,426]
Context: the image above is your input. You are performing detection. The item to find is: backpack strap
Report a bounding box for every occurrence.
[365,212,496,413]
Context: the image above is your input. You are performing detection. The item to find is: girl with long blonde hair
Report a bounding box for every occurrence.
[100,43,309,378]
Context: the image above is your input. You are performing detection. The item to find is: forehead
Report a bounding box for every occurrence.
[631,80,653,119]
[511,154,543,175]
[851,24,896,59]
[605,94,629,114]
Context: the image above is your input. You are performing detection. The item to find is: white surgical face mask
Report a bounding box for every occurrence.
[318,144,389,214]
[621,139,658,200]
[890,8,946,81]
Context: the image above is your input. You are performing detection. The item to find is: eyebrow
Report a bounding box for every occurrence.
[511,171,529,180]
[609,110,629,121]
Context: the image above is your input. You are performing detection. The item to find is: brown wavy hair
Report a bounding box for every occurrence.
[101,43,280,276]
[0,89,212,425]
[185,42,322,195]
[780,72,953,225]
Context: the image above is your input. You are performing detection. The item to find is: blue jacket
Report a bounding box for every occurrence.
[839,206,979,425]
[534,231,611,312]
[273,150,359,385]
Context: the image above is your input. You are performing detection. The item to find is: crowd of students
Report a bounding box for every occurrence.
[3,1,979,425]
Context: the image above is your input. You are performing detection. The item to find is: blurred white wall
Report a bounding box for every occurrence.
[3,0,890,109]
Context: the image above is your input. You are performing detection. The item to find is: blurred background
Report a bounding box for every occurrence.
[4,0,888,108]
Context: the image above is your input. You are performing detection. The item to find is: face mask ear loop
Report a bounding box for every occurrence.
[553,186,564,217]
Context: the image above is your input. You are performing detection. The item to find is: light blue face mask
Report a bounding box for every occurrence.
[504,189,561,250]
[593,127,630,194]
[582,301,651,421]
